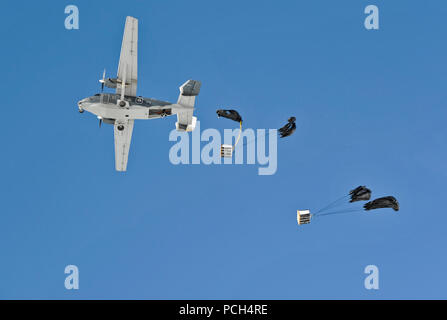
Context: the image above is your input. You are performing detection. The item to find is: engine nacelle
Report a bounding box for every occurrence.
[103,78,118,89]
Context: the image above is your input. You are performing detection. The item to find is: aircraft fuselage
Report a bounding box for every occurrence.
[78,93,185,121]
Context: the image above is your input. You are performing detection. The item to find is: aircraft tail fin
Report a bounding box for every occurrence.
[177,80,201,107]
[175,80,201,132]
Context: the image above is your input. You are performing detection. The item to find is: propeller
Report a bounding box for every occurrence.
[99,69,106,92]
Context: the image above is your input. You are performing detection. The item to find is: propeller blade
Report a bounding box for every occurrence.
[99,69,106,92]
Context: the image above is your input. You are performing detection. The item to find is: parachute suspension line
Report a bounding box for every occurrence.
[242,130,271,147]
[314,195,350,214]
[233,121,243,150]
[221,121,243,158]
[314,209,363,217]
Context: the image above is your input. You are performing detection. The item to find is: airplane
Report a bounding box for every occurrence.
[78,16,201,171]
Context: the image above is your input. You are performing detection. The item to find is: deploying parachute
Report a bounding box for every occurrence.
[364,196,399,211]
[296,186,399,226]
[216,109,243,158]
[278,117,296,138]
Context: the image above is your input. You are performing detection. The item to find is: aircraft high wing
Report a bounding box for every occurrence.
[114,119,134,172]
[114,17,138,171]
[116,16,138,97]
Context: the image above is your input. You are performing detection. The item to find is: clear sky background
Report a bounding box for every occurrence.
[0,0,446,299]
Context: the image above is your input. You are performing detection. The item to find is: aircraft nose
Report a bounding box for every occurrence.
[78,98,89,107]
[78,99,85,113]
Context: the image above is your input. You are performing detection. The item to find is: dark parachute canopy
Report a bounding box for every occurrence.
[278,117,296,138]
[216,109,243,123]
[364,196,399,212]
[349,186,372,203]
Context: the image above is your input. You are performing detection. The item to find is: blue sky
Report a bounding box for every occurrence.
[1,0,446,299]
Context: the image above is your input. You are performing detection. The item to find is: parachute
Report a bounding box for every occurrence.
[364,196,399,211]
[216,109,243,158]
[278,117,296,138]
[240,116,298,149]
[297,186,399,226]
[215,112,296,157]
[349,186,371,203]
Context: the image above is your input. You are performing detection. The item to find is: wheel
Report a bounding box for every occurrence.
[117,125,125,131]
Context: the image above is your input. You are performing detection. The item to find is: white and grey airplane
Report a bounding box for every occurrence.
[78,16,201,171]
